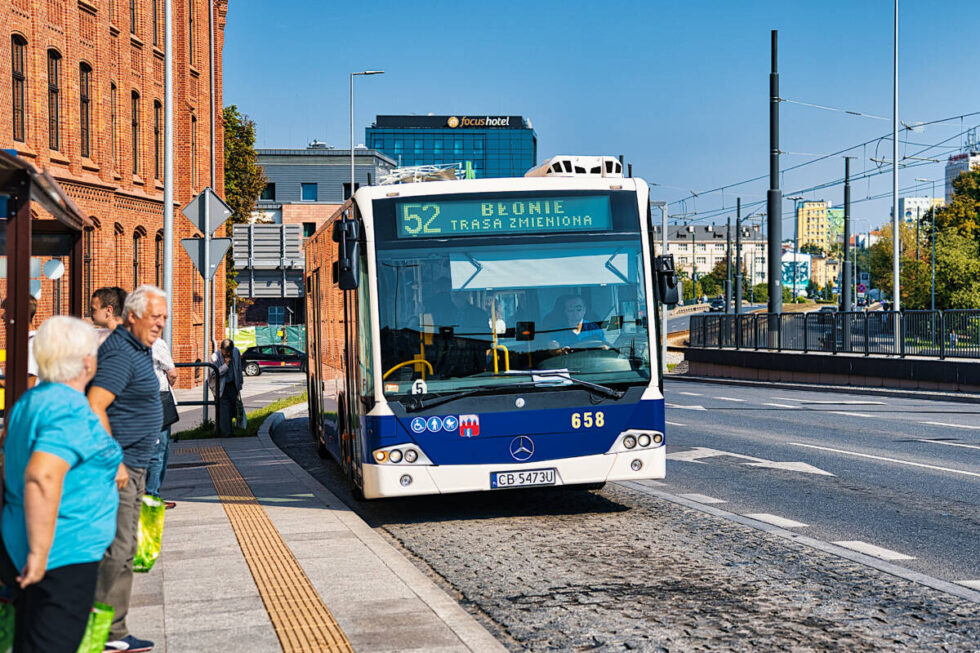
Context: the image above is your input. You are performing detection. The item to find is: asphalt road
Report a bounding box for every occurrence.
[662,378,980,586]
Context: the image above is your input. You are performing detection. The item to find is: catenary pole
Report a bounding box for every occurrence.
[162,0,174,345]
[892,0,901,350]
[842,157,853,311]
[735,198,743,314]
[209,0,217,341]
[767,30,783,317]
[725,216,732,312]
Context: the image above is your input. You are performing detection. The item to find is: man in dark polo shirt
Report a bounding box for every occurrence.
[88,285,167,653]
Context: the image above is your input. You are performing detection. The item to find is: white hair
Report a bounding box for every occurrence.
[34,316,99,383]
[123,284,167,320]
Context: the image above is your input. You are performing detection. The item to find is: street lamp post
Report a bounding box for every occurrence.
[350,70,384,200]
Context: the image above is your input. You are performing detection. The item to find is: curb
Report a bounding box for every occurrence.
[664,374,980,404]
[257,403,506,653]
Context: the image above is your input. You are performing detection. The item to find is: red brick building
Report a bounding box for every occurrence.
[1,0,228,385]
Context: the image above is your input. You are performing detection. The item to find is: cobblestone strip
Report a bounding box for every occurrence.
[196,446,353,653]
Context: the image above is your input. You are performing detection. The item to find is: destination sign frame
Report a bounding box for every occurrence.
[394,196,612,239]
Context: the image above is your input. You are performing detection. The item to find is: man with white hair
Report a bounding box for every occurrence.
[87,284,167,652]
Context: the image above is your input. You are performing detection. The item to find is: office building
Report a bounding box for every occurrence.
[366,114,537,178]
[1,0,228,384]
[652,223,768,286]
[898,196,944,224]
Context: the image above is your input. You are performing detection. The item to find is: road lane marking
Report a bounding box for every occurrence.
[665,420,686,427]
[714,396,747,402]
[957,580,980,590]
[916,439,980,451]
[833,541,914,561]
[921,421,980,431]
[677,391,702,396]
[789,442,980,478]
[830,411,875,418]
[780,398,887,405]
[762,402,797,408]
[744,513,808,529]
[668,446,834,476]
[665,402,706,411]
[678,493,726,504]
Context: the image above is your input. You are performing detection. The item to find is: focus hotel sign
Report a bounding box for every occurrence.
[447,115,512,128]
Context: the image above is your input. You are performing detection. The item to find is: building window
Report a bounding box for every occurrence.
[79,63,92,158]
[152,0,159,45]
[133,229,144,286]
[83,223,96,304]
[47,50,61,151]
[301,183,317,201]
[130,0,138,34]
[110,83,118,169]
[190,114,198,189]
[188,0,195,63]
[155,231,163,286]
[696,256,707,266]
[260,183,275,200]
[153,100,162,179]
[114,224,124,279]
[342,182,359,200]
[302,222,316,238]
[11,35,27,142]
[131,91,140,174]
[268,305,285,326]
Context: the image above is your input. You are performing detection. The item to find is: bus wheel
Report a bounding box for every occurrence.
[316,438,329,459]
[579,482,606,491]
[348,477,365,501]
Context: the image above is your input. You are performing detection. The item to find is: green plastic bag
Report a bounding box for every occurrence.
[0,598,13,653]
[75,602,114,653]
[134,494,165,573]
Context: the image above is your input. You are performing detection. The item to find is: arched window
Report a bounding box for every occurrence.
[11,35,27,142]
[188,0,195,63]
[133,227,145,287]
[153,100,162,179]
[190,113,198,190]
[83,218,100,305]
[155,230,163,286]
[114,223,124,280]
[131,91,140,174]
[47,50,62,151]
[110,83,118,169]
[130,0,138,35]
[79,63,92,158]
[152,0,160,46]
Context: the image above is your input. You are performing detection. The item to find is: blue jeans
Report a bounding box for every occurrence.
[145,427,170,497]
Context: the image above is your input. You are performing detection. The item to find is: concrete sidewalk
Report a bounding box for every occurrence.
[129,403,505,652]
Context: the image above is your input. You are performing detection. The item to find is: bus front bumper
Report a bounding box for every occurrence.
[361,447,665,499]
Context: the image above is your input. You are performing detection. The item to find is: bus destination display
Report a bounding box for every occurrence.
[396,196,612,238]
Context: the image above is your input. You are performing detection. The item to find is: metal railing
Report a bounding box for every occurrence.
[689,309,980,360]
[173,361,220,437]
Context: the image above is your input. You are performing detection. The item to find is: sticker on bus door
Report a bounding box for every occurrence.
[460,415,480,437]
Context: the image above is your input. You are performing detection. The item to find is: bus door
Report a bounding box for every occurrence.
[306,269,323,445]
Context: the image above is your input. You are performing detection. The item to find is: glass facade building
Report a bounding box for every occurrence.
[366,115,537,178]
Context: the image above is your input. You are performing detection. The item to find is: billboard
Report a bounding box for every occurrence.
[781,251,811,294]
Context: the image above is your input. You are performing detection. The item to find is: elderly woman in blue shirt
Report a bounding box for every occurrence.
[0,316,124,653]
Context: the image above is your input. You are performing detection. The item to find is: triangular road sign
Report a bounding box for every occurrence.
[181,237,232,280]
[181,187,232,235]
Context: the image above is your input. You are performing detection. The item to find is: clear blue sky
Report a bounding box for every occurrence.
[223,0,980,236]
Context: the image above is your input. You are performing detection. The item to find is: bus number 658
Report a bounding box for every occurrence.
[571,411,604,429]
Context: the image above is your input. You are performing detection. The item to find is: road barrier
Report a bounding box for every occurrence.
[690,309,980,360]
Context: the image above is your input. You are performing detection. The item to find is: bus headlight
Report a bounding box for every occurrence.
[623,435,637,449]
[374,450,388,463]
[404,449,418,463]
[653,433,663,444]
[389,449,403,463]
[638,434,651,447]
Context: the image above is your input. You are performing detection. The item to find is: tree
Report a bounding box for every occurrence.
[800,243,824,256]
[222,106,267,317]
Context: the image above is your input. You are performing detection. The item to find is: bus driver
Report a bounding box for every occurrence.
[547,294,606,350]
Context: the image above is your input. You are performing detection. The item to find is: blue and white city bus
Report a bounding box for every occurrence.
[305,155,678,499]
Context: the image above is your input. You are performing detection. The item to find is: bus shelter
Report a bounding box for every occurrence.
[1,149,90,413]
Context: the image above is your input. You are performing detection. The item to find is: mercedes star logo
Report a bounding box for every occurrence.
[509,436,534,461]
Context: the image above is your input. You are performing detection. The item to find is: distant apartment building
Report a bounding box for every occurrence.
[898,196,944,224]
[810,255,841,290]
[651,224,768,286]
[945,151,980,201]
[796,200,835,252]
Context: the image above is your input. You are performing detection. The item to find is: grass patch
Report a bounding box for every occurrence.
[667,362,679,372]
[174,392,308,441]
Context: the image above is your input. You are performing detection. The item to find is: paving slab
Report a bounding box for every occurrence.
[128,404,505,652]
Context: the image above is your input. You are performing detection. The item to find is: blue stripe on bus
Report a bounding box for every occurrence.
[362,398,664,465]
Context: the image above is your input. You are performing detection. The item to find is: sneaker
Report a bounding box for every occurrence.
[164,501,176,509]
[104,635,154,651]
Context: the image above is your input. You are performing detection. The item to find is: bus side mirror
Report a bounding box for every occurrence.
[655,254,679,307]
[333,219,360,290]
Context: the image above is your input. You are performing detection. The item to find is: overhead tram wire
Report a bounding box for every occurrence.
[779,97,890,121]
[667,109,980,208]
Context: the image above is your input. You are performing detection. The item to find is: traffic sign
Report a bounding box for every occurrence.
[181,187,231,235]
[182,237,231,280]
[857,283,867,293]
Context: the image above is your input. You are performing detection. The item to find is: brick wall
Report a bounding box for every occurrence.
[1,0,229,387]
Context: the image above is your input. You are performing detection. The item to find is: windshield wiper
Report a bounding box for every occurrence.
[527,370,625,400]
[405,382,542,412]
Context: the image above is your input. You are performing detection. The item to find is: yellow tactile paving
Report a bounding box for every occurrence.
[196,445,354,653]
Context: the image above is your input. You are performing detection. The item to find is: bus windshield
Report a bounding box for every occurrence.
[376,238,651,398]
